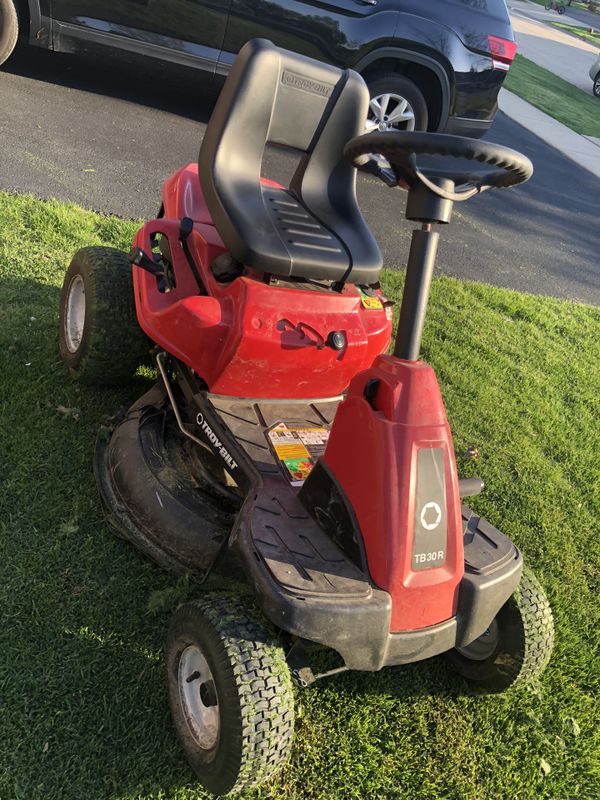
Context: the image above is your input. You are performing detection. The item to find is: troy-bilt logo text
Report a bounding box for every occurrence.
[196,413,238,470]
[282,70,333,97]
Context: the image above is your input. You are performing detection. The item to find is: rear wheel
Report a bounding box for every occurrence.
[0,0,18,66]
[58,246,149,384]
[365,74,428,135]
[593,73,600,98]
[166,595,295,796]
[445,566,554,692]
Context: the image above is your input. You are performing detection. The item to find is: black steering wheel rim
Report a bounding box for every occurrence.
[344,131,534,199]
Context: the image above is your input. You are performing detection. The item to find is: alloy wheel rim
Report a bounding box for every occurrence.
[64,274,86,353]
[366,92,416,134]
[456,618,500,661]
[178,645,220,750]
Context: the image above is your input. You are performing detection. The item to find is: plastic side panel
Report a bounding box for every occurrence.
[162,164,214,224]
[323,357,463,631]
[131,220,232,370]
[130,218,391,399]
[208,283,391,398]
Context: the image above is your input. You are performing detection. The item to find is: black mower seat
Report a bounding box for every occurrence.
[198,38,382,285]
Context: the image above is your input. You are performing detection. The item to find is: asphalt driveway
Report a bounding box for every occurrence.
[1,44,598,305]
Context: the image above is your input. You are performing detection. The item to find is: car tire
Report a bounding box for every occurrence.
[58,246,150,384]
[444,565,554,693]
[365,73,429,134]
[0,0,19,66]
[166,595,295,796]
[593,73,600,98]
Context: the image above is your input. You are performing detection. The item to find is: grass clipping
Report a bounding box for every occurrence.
[0,190,599,800]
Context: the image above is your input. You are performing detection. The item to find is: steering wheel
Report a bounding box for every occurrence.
[344,131,534,201]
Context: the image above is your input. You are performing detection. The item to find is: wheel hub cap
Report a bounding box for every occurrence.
[178,645,220,750]
[366,92,416,135]
[456,619,500,661]
[64,274,86,353]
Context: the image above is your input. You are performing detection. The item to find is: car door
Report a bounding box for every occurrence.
[219,0,398,73]
[51,0,234,72]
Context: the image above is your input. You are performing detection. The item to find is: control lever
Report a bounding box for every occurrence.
[129,246,167,292]
[356,156,398,187]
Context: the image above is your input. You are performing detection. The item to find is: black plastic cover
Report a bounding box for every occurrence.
[236,495,524,670]
[94,385,233,576]
[455,505,523,646]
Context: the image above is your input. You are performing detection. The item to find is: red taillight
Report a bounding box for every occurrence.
[488,35,518,71]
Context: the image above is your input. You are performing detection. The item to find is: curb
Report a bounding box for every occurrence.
[498,88,600,179]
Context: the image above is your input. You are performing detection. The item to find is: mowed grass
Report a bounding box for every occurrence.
[505,54,600,137]
[550,20,600,46]
[1,190,599,800]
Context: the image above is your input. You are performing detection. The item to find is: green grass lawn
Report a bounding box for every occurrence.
[1,191,599,800]
[505,54,600,137]
[550,20,600,45]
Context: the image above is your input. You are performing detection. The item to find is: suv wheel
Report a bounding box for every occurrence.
[365,73,429,134]
[0,0,19,66]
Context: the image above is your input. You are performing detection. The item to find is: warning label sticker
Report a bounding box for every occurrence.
[359,289,383,310]
[267,423,330,486]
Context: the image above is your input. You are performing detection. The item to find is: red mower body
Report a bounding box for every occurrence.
[131,164,392,399]
[131,163,464,639]
[323,355,464,632]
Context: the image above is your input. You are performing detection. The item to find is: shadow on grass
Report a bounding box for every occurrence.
[2,274,482,799]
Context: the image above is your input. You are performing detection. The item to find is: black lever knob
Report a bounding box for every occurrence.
[326,331,346,351]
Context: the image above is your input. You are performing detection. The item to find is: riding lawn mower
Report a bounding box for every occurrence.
[58,39,554,796]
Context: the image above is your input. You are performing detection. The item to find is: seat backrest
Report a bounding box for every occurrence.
[198,38,382,285]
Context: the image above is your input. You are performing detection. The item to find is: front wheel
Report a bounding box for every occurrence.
[593,73,600,98]
[58,246,149,384]
[444,566,554,692]
[365,73,428,135]
[166,595,295,796]
[0,0,18,66]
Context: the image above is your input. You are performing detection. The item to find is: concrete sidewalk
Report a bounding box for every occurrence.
[498,89,600,179]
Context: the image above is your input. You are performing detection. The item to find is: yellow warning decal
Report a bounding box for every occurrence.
[359,290,383,310]
[267,423,330,486]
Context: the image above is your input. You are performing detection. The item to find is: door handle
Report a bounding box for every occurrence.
[354,0,377,5]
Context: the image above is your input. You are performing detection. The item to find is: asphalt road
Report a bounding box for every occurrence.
[1,44,598,305]
[509,0,600,30]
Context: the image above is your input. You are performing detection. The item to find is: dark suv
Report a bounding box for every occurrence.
[2,1,516,137]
